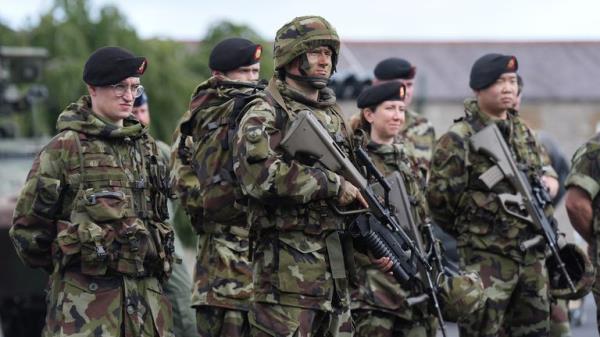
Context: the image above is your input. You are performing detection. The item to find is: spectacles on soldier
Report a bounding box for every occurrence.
[110,83,145,98]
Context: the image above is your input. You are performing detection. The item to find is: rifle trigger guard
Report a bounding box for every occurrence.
[497,193,533,223]
[327,200,369,216]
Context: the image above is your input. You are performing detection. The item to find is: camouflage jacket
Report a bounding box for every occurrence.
[171,76,261,310]
[566,132,600,260]
[351,139,432,320]
[426,98,555,264]
[10,95,174,336]
[395,109,435,181]
[234,78,352,311]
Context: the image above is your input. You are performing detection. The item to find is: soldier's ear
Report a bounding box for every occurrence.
[87,84,97,97]
[363,108,376,124]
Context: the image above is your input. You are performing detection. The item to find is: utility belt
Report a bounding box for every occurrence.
[254,199,345,235]
[54,218,175,281]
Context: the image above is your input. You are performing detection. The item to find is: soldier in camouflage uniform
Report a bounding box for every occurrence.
[350,81,436,337]
[373,57,435,181]
[350,81,484,337]
[565,135,600,335]
[171,37,263,337]
[132,92,198,337]
[426,53,559,337]
[234,16,365,337]
[9,46,175,337]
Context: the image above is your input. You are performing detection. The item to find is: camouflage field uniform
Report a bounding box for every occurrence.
[395,109,435,181]
[234,78,354,337]
[351,139,436,337]
[565,132,600,335]
[172,76,260,337]
[10,95,175,337]
[426,98,554,337]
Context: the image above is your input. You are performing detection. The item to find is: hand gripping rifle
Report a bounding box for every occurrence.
[471,123,575,293]
[280,110,447,336]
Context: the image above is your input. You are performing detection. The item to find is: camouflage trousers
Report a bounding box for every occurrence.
[249,301,353,337]
[196,305,249,337]
[43,271,174,337]
[549,299,571,337]
[352,309,436,337]
[458,248,550,337]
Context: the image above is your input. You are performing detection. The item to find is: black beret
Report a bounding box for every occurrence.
[470,53,518,90]
[83,46,147,86]
[357,81,406,109]
[134,92,148,107]
[209,38,262,72]
[373,57,416,81]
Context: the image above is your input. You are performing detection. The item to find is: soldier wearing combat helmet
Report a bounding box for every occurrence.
[233,16,365,337]
[10,46,175,336]
[427,53,560,337]
[171,37,263,337]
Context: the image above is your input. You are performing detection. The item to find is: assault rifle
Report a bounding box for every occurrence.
[471,123,575,293]
[280,110,447,336]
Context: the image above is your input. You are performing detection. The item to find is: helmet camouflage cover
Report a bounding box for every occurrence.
[547,243,595,300]
[273,15,340,70]
[438,272,485,322]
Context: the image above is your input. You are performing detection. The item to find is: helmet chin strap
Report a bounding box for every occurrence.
[285,72,329,89]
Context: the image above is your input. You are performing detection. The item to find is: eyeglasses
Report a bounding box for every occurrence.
[109,83,145,98]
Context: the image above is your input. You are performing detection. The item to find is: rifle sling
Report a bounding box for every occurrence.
[326,231,347,279]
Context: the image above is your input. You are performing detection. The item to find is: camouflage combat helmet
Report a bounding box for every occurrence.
[273,15,340,71]
[547,243,595,300]
[438,272,485,322]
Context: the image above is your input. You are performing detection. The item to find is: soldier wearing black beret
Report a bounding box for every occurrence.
[209,37,262,82]
[372,57,435,182]
[83,46,147,126]
[352,81,444,337]
[469,53,518,90]
[171,36,264,337]
[355,81,407,142]
[373,57,415,81]
[10,45,180,337]
[427,52,560,337]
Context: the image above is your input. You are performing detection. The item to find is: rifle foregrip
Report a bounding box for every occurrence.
[363,230,411,283]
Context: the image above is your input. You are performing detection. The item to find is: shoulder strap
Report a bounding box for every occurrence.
[74,132,86,190]
[266,77,292,116]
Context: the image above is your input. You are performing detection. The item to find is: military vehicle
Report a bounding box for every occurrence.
[0,46,49,337]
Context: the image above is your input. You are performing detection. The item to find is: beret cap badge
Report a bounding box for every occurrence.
[254,46,262,62]
[506,57,516,71]
[137,59,147,75]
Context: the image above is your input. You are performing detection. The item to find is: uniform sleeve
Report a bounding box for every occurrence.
[234,100,341,204]
[426,131,469,235]
[566,142,600,200]
[9,134,74,271]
